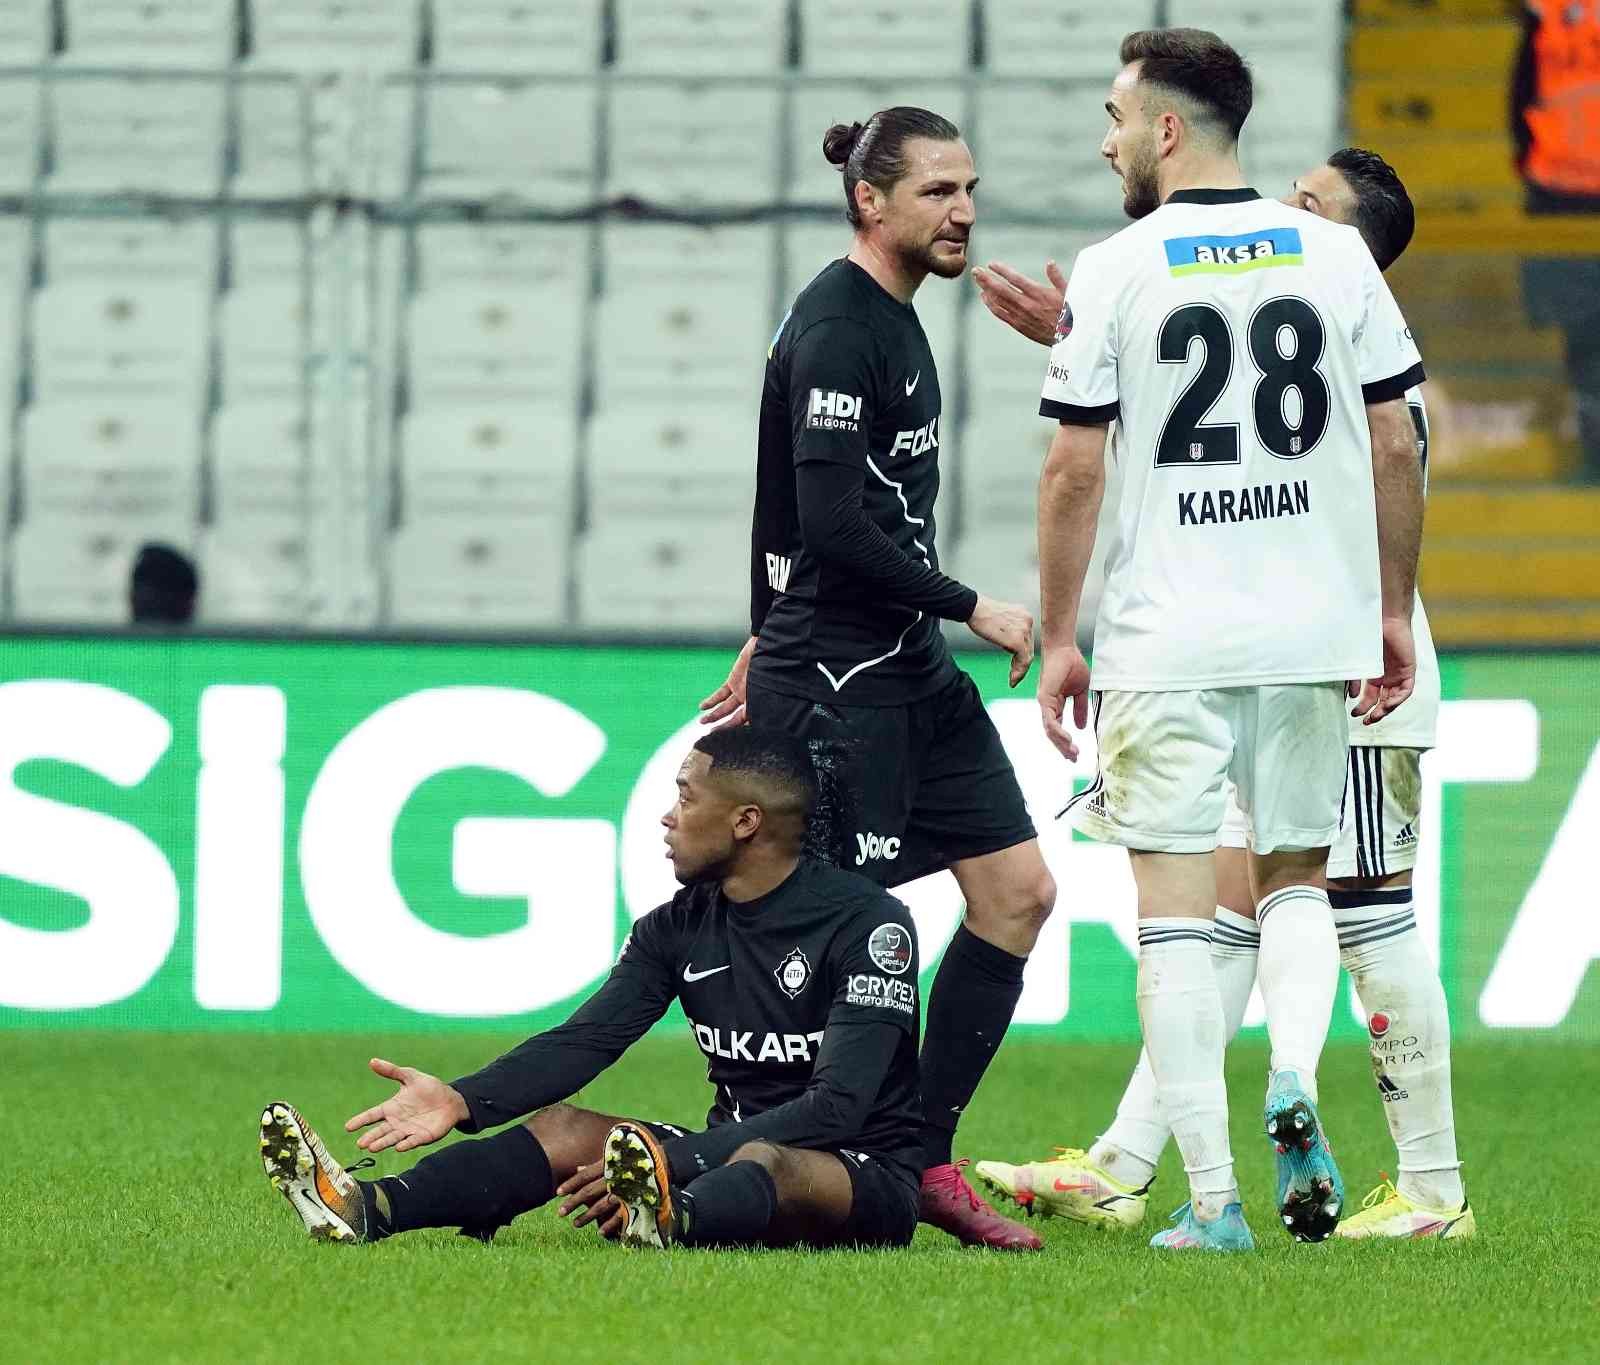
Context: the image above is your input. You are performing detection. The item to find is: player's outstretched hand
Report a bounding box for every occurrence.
[556,1162,625,1240]
[345,1057,468,1154]
[968,594,1035,687]
[973,259,1067,348]
[1038,645,1092,761]
[1351,616,1417,726]
[698,635,756,729]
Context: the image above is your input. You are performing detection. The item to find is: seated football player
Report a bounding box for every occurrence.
[259,726,925,1251]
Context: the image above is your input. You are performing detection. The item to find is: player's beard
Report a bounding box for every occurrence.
[1120,136,1161,220]
[904,232,968,280]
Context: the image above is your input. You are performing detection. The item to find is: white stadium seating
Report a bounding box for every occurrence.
[0,0,50,64]
[601,222,773,299]
[983,1,1157,79]
[229,221,306,287]
[406,286,582,406]
[47,75,225,197]
[431,0,605,74]
[61,0,236,70]
[606,83,781,210]
[586,407,754,527]
[798,0,969,77]
[401,405,578,522]
[11,515,193,625]
[233,77,312,199]
[591,283,767,410]
[220,284,308,401]
[613,0,786,76]
[0,78,41,195]
[388,516,569,630]
[247,0,420,73]
[945,526,1042,621]
[1166,0,1343,63]
[23,400,199,519]
[975,83,1122,218]
[199,516,313,626]
[957,411,1057,526]
[32,279,209,403]
[576,526,746,632]
[415,223,590,303]
[45,216,216,282]
[212,402,309,520]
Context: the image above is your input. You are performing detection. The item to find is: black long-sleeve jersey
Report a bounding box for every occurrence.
[451,859,923,1182]
[748,258,976,707]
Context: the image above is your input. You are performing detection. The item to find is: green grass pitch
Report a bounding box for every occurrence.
[8,1030,1598,1363]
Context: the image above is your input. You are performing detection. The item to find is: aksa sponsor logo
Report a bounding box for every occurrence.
[774,946,812,999]
[854,831,900,866]
[867,922,913,976]
[806,388,862,432]
[846,972,916,1014]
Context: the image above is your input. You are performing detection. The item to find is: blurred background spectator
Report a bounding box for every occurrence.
[129,541,198,625]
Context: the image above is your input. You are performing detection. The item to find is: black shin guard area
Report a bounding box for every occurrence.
[678,1161,779,1247]
[918,925,1027,1166]
[380,1125,553,1241]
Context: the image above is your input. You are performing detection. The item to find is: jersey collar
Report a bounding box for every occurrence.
[1165,188,1262,205]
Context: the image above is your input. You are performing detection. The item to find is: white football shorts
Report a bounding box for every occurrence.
[1068,683,1347,855]
[1218,746,1423,878]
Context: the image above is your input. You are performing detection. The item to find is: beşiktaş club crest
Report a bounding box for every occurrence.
[868,923,913,975]
[775,947,812,999]
[1053,299,1073,342]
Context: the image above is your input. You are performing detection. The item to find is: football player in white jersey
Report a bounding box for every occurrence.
[971,148,1472,1241]
[1014,29,1426,1252]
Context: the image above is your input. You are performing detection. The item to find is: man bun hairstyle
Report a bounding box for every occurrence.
[693,725,819,825]
[1120,28,1253,142]
[1327,146,1416,272]
[823,105,961,228]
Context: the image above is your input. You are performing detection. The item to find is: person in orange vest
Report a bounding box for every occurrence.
[1512,0,1600,480]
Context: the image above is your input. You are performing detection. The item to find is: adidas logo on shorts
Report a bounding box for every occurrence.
[1394,822,1417,848]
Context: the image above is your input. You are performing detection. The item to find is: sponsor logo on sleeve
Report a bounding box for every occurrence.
[867,922,913,975]
[1054,300,1073,341]
[846,972,917,1014]
[774,946,812,999]
[805,389,863,433]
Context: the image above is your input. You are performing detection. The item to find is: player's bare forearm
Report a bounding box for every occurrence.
[1037,421,1107,650]
[1368,397,1424,619]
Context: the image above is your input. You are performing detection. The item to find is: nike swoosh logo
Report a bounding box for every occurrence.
[682,963,731,983]
[904,371,920,396]
[1053,1178,1094,1193]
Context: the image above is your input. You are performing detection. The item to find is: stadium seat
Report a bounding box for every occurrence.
[944,526,1042,620]
[786,81,966,208]
[600,222,773,299]
[956,411,1056,525]
[406,78,598,206]
[246,0,420,72]
[212,402,309,519]
[983,1,1156,78]
[61,0,237,69]
[797,0,970,76]
[414,223,589,305]
[1166,0,1342,64]
[0,0,49,63]
[606,83,781,210]
[11,514,193,625]
[0,77,42,195]
[1238,69,1340,194]
[431,0,604,73]
[45,216,217,283]
[388,515,570,630]
[233,76,312,199]
[406,287,582,406]
[586,407,755,526]
[975,84,1122,218]
[591,284,766,410]
[229,220,306,287]
[46,74,225,197]
[400,405,578,522]
[32,279,209,403]
[575,525,746,632]
[22,400,200,519]
[199,516,312,625]
[613,0,786,75]
[220,284,308,401]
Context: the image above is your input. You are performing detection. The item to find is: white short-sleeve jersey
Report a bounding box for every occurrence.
[1041,189,1425,692]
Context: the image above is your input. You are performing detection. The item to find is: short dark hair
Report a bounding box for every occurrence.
[1119,28,1253,141]
[822,105,961,228]
[693,726,818,824]
[1326,146,1416,271]
[130,542,198,625]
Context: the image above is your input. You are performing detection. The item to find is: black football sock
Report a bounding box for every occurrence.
[367,1125,553,1241]
[918,924,1028,1168]
[677,1161,779,1247]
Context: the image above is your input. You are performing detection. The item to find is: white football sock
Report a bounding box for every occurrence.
[1335,889,1464,1209]
[1135,918,1236,1219]
[1256,884,1339,1100]
[1094,908,1261,1187]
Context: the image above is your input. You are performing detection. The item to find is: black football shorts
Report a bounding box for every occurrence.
[747,669,1036,887]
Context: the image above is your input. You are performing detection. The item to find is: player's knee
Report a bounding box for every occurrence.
[1010,867,1057,936]
[728,1140,786,1176]
[523,1103,582,1151]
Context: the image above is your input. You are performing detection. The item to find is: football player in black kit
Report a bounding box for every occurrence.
[257,728,925,1251]
[699,108,1056,1250]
